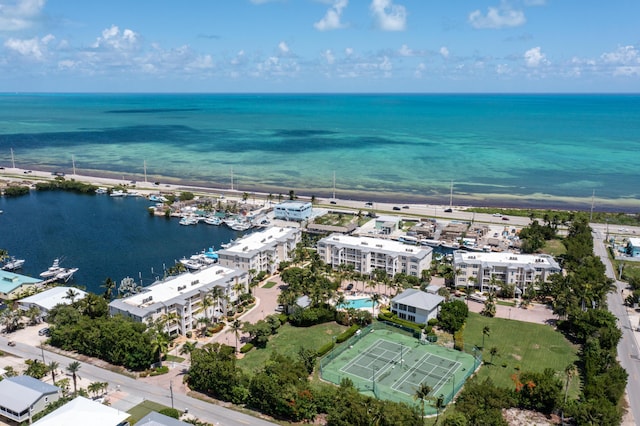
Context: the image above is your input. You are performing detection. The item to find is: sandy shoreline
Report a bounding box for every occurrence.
[0,166,637,213]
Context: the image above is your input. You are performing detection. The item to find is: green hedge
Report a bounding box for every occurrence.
[336,324,360,343]
[240,343,254,354]
[149,365,169,376]
[378,311,423,333]
[317,341,335,357]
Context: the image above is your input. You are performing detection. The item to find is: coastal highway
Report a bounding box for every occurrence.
[593,226,640,424]
[0,337,276,426]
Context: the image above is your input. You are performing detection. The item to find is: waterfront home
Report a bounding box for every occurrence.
[452,250,562,295]
[19,286,88,318]
[374,215,401,235]
[316,233,433,278]
[217,226,301,275]
[273,201,312,221]
[0,270,42,301]
[390,289,444,323]
[109,265,248,336]
[0,376,60,424]
[33,396,130,426]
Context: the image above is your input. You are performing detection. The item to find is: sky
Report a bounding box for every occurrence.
[0,0,639,93]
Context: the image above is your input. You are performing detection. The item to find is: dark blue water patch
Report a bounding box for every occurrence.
[0,125,203,148]
[0,191,245,295]
[272,129,339,138]
[105,108,201,114]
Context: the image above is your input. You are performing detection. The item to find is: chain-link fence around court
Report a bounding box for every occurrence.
[320,321,481,415]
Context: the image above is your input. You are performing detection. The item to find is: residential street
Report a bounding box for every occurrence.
[0,334,277,426]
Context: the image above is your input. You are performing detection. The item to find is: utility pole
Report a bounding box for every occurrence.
[169,381,174,409]
[72,155,76,176]
[10,148,15,169]
[143,160,147,183]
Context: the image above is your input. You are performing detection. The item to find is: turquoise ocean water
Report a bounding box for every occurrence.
[1,93,639,210]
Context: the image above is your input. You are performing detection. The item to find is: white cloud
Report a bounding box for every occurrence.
[92,25,138,50]
[4,33,51,60]
[496,63,510,74]
[613,66,640,77]
[523,0,546,5]
[601,45,639,65]
[524,46,548,67]
[439,46,449,58]
[278,41,290,55]
[469,5,526,29]
[414,62,426,78]
[0,0,45,32]
[314,0,348,31]
[398,44,412,56]
[345,47,354,56]
[323,49,335,64]
[370,0,407,31]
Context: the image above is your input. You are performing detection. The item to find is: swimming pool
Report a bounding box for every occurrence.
[339,297,374,310]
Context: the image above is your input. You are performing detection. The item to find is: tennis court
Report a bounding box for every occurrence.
[320,322,479,414]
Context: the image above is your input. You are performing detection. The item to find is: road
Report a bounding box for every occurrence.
[0,335,276,426]
[593,227,640,424]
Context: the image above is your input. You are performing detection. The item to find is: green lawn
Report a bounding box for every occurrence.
[463,312,580,397]
[262,281,277,289]
[238,322,348,373]
[126,400,173,424]
[543,239,567,257]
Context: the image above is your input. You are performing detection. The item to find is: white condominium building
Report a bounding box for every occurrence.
[217,226,301,274]
[453,250,561,294]
[316,233,433,278]
[109,265,247,336]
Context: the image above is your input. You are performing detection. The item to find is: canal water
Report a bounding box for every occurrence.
[0,191,245,294]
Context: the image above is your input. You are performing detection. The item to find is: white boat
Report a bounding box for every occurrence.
[55,267,78,282]
[110,189,125,197]
[95,187,108,194]
[148,194,168,203]
[204,216,222,225]
[179,216,198,226]
[40,259,63,278]
[230,221,252,231]
[179,257,202,271]
[2,257,25,271]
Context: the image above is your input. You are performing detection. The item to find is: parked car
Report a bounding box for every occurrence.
[38,327,50,336]
[7,341,15,347]
[346,283,354,291]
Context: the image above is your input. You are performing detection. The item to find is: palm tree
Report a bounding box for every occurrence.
[66,361,82,394]
[63,288,80,304]
[151,331,170,366]
[489,346,499,365]
[370,293,382,316]
[482,326,490,349]
[47,361,59,385]
[88,381,102,398]
[414,382,432,418]
[180,341,198,362]
[230,319,243,354]
[247,268,258,294]
[564,363,577,405]
[101,277,116,301]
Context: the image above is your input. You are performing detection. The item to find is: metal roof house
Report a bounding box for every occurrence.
[19,286,88,317]
[390,289,445,324]
[33,396,130,426]
[0,270,42,301]
[0,375,60,424]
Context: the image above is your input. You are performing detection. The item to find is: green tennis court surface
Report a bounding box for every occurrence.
[320,322,480,414]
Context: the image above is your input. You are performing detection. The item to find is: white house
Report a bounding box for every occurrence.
[273,201,312,221]
[0,376,60,424]
[390,289,444,324]
[33,396,130,426]
[19,286,88,317]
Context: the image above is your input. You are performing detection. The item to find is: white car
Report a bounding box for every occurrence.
[492,213,502,217]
